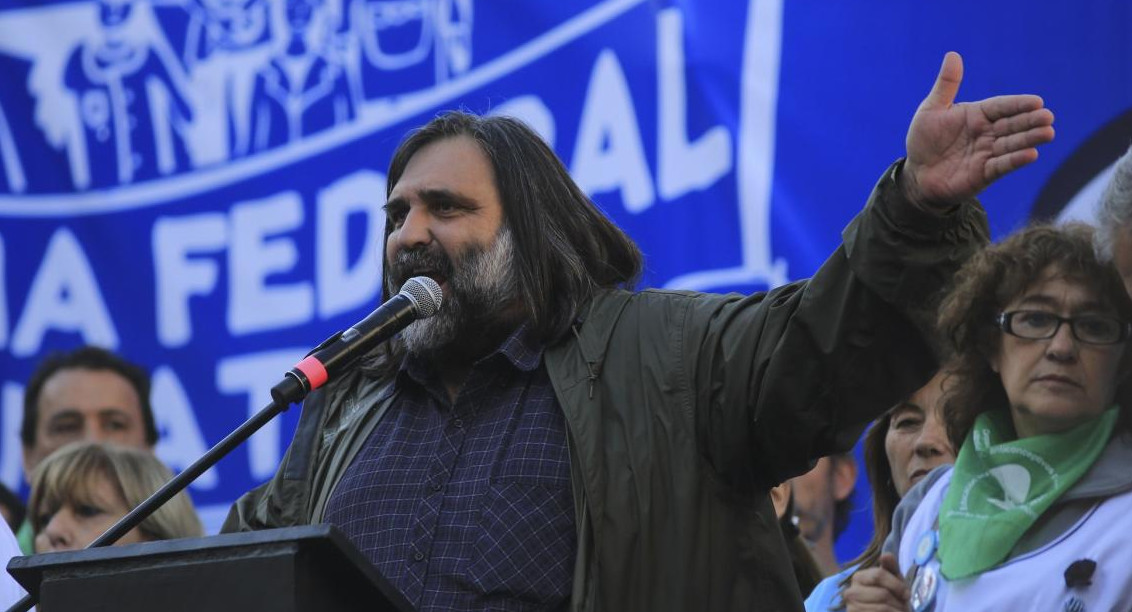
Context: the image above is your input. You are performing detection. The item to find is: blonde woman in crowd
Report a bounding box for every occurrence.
[30,442,202,552]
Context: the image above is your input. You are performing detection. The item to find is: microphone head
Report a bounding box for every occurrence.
[399,276,443,318]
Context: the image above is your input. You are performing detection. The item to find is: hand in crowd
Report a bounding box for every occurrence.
[842,552,909,612]
[901,51,1056,210]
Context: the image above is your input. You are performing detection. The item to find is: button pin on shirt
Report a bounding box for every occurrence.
[1061,559,1095,612]
[1064,559,1096,588]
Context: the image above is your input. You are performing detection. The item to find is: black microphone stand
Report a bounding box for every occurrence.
[5,279,439,611]
[5,373,313,612]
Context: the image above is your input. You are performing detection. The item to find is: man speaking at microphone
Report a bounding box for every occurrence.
[225,53,1054,612]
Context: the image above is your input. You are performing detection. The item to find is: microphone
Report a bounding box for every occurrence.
[271,276,443,405]
[2,276,443,612]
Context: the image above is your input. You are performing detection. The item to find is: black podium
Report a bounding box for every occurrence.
[6,524,413,612]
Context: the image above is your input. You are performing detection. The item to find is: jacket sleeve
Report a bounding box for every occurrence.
[221,387,329,532]
[688,160,988,491]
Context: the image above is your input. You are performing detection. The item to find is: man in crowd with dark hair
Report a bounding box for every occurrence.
[17,345,159,553]
[791,454,858,576]
[226,52,1055,611]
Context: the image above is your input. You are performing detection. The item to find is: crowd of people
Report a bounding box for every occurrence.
[0,347,204,609]
[4,48,1132,612]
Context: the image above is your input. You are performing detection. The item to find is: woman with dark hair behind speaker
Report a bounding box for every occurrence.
[805,369,956,611]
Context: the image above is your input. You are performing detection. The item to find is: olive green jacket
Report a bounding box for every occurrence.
[223,161,989,611]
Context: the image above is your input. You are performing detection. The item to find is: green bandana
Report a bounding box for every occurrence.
[938,407,1118,580]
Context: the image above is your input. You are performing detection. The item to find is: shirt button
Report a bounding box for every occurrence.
[431,481,442,491]
[413,551,425,562]
[452,418,464,429]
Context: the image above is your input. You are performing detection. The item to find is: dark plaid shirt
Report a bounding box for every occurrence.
[324,326,576,612]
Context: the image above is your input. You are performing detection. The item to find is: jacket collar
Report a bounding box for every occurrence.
[550,289,635,383]
[1061,430,1132,501]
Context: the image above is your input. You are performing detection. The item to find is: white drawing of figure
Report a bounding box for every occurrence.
[63,0,194,189]
[182,0,272,61]
[349,0,472,102]
[432,0,471,83]
[248,0,355,151]
[180,0,274,160]
[0,86,27,194]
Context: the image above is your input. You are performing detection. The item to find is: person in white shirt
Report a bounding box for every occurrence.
[0,517,27,609]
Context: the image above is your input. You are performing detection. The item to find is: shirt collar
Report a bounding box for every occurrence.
[495,322,544,372]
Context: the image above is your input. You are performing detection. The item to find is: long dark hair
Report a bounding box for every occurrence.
[937,223,1132,446]
[835,411,900,597]
[382,111,642,342]
[835,368,959,602]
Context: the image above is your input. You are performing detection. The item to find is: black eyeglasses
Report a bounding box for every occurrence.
[996,310,1132,345]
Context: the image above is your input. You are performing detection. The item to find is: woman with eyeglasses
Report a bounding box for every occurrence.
[841,223,1132,612]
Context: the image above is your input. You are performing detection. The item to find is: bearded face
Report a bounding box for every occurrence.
[386,226,519,360]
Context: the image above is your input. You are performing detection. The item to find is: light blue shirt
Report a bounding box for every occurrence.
[804,565,856,612]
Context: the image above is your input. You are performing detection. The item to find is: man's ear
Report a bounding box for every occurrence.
[831,455,858,502]
[769,481,793,520]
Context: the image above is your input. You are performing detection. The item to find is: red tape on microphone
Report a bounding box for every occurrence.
[295,355,329,390]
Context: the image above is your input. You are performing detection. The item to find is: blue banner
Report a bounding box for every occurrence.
[1,0,1129,560]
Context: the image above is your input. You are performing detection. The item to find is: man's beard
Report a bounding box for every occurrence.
[386,227,520,363]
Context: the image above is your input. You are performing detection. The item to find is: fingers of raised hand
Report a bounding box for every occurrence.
[982,106,1054,183]
[985,148,1041,183]
[978,94,1049,123]
[992,107,1055,134]
[991,124,1056,157]
[922,51,964,110]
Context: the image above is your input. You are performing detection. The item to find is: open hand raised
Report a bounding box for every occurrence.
[902,52,1055,210]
